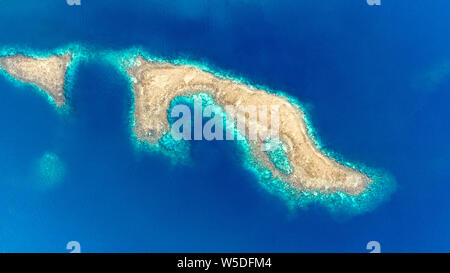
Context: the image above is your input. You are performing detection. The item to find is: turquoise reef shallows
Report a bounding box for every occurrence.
[1,45,396,215]
[106,47,396,216]
[34,152,65,189]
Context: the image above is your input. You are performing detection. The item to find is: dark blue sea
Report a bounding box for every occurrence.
[0,0,449,252]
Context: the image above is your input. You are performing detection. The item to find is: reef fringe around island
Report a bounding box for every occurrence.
[0,44,396,216]
[0,44,90,113]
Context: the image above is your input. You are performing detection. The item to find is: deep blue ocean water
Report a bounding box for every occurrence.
[0,0,449,252]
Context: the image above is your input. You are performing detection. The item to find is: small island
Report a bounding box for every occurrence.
[0,54,72,106]
[128,57,371,195]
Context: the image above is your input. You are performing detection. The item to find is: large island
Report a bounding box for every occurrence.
[0,54,72,107]
[128,57,371,195]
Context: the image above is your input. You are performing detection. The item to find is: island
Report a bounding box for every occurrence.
[127,57,371,195]
[0,54,72,106]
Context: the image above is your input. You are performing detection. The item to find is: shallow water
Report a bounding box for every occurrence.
[0,0,449,252]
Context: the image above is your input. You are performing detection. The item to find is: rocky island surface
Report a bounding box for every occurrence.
[0,54,72,106]
[127,57,371,195]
